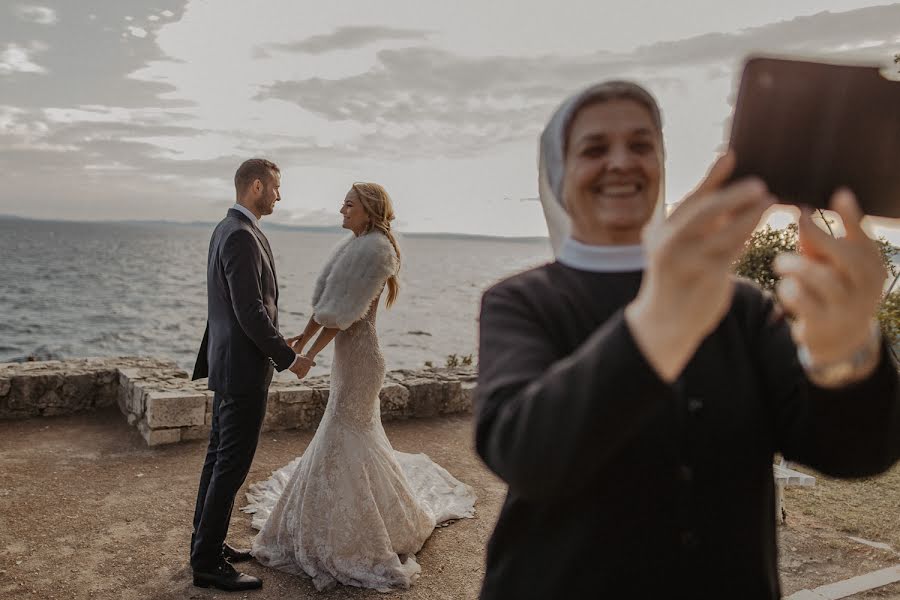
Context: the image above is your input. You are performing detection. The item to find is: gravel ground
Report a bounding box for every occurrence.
[0,408,897,599]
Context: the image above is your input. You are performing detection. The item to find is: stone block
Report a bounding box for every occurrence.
[8,374,64,411]
[402,378,444,418]
[181,424,211,441]
[379,383,411,419]
[127,386,146,417]
[60,373,97,408]
[456,381,476,413]
[118,368,142,382]
[277,386,316,405]
[0,378,10,397]
[441,381,469,414]
[145,392,206,428]
[94,381,120,409]
[97,371,117,385]
[263,401,309,432]
[140,425,182,446]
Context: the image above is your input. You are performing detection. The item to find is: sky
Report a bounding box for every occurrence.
[1,1,899,237]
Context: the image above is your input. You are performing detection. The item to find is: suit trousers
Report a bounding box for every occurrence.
[190,389,268,570]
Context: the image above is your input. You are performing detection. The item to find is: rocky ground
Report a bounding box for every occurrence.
[0,409,897,599]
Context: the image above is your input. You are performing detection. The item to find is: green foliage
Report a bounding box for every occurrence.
[733,223,798,292]
[877,291,900,348]
[734,221,900,349]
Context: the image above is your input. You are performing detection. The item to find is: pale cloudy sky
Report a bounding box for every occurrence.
[1,1,899,236]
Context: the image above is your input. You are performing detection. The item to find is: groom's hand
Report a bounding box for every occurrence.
[286,334,305,349]
[289,354,315,379]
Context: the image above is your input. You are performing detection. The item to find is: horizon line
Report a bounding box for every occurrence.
[0,213,550,243]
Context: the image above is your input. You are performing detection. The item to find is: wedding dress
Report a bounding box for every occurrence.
[242,231,476,592]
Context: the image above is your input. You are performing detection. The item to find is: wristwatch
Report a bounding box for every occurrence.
[798,321,883,388]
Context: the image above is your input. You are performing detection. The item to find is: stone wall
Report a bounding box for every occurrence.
[0,357,169,420]
[0,357,477,446]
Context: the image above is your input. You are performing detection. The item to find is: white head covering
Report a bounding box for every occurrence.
[537,81,668,257]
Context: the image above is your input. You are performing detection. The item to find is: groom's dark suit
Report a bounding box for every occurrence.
[190,207,296,571]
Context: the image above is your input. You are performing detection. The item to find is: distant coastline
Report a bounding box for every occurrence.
[0,214,549,243]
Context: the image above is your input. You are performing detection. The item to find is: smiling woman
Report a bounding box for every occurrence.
[559,84,665,246]
[474,80,900,599]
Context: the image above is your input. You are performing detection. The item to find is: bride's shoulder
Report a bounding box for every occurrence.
[355,231,397,261]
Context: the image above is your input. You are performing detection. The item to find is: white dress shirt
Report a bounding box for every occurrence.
[231,202,259,226]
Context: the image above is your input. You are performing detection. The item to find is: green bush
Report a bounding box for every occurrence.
[877,291,900,349]
[733,223,798,292]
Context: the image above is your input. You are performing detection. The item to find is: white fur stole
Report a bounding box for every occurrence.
[311,231,398,330]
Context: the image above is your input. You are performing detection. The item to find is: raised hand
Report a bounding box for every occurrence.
[773,189,885,377]
[625,152,775,381]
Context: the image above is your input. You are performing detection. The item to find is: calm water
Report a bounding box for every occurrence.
[0,217,551,377]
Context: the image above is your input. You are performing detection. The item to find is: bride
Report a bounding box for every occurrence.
[241,182,477,592]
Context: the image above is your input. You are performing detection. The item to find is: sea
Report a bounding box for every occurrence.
[0,217,552,378]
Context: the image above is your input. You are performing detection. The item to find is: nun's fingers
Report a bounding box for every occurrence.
[773,253,850,310]
[669,178,773,242]
[775,277,827,339]
[698,190,775,262]
[797,200,885,312]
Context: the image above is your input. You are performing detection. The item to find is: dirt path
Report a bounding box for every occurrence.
[0,409,897,599]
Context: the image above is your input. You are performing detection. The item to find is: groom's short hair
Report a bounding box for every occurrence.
[234,158,280,195]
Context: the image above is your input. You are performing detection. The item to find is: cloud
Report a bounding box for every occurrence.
[0,0,189,107]
[260,25,431,56]
[13,5,57,25]
[0,42,47,75]
[3,1,900,230]
[255,4,900,160]
[629,5,900,67]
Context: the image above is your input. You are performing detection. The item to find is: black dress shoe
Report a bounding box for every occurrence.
[193,561,262,591]
[222,542,252,562]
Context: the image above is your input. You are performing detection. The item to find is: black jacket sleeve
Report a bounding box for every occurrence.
[474,283,675,501]
[751,287,900,477]
[221,229,295,371]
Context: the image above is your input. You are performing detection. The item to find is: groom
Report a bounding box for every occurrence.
[190,158,313,591]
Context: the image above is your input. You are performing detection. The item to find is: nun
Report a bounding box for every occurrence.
[474,80,900,599]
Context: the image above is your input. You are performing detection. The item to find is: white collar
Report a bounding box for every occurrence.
[231,203,259,227]
[557,236,645,272]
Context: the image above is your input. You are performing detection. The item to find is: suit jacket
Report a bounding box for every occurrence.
[192,208,295,393]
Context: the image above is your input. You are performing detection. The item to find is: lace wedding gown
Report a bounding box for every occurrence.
[242,299,477,592]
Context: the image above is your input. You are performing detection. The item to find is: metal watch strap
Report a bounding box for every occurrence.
[798,321,882,388]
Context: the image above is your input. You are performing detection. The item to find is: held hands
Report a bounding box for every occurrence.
[285,333,314,379]
[286,333,306,353]
[773,190,885,372]
[289,353,315,380]
[625,152,775,382]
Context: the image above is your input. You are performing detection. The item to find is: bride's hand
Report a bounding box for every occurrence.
[286,333,306,351]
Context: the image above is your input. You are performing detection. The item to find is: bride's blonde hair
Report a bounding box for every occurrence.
[351,182,401,308]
